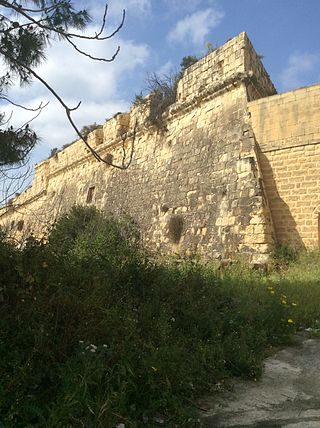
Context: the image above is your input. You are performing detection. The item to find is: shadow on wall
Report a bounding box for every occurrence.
[258,151,305,250]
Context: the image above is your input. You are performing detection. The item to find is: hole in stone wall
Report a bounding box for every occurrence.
[86,186,95,203]
[10,220,15,230]
[105,153,113,165]
[161,204,169,213]
[17,220,24,231]
[168,214,184,244]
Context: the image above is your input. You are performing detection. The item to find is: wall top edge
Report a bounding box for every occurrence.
[32,31,265,176]
[248,82,320,107]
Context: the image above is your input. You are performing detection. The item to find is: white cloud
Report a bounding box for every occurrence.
[280,53,319,91]
[1,95,131,163]
[87,0,151,21]
[167,7,224,47]
[164,0,203,12]
[32,35,149,101]
[122,0,151,15]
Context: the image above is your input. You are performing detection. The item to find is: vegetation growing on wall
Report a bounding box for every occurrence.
[179,55,199,76]
[80,122,103,139]
[146,72,179,129]
[1,207,319,427]
[134,55,198,129]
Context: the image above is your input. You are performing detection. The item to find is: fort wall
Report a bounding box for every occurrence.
[249,84,320,249]
[3,32,319,260]
[0,33,276,263]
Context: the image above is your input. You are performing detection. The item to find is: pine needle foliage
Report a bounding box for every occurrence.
[0,1,124,171]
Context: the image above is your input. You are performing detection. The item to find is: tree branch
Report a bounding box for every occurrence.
[0,2,135,171]
[0,46,137,169]
[1,1,125,42]
[10,1,66,14]
[66,36,120,63]
[0,95,49,112]
[107,119,137,170]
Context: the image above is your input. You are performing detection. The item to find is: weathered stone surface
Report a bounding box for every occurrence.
[249,84,320,250]
[1,31,319,259]
[200,333,320,427]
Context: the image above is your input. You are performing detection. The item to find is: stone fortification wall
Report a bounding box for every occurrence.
[177,32,276,105]
[0,33,276,263]
[242,36,277,101]
[249,84,320,249]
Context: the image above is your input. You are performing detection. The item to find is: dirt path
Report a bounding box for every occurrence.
[200,333,320,427]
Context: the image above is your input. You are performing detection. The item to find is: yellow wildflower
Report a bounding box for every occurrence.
[281,299,287,305]
[270,290,275,295]
[287,319,294,324]
[291,302,297,307]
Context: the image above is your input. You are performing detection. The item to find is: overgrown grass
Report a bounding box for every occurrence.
[0,207,319,427]
[269,251,320,329]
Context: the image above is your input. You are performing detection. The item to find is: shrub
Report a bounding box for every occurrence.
[133,91,147,107]
[146,72,179,129]
[80,122,102,139]
[134,55,198,130]
[0,229,19,300]
[179,55,198,75]
[0,208,317,427]
[273,244,299,268]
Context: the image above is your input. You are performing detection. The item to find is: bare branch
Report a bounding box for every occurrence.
[66,36,120,63]
[0,46,137,169]
[0,110,13,125]
[0,95,49,112]
[0,2,134,172]
[95,2,109,38]
[0,163,33,206]
[16,105,46,131]
[107,119,137,170]
[1,1,125,42]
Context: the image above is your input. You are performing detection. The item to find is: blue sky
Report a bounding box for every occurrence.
[115,0,320,96]
[2,0,320,164]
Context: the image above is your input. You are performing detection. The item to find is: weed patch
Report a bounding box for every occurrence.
[0,208,319,427]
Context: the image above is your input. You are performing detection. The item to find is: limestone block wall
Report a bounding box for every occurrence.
[249,84,320,249]
[243,36,277,101]
[177,32,276,105]
[177,33,247,103]
[0,32,276,262]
